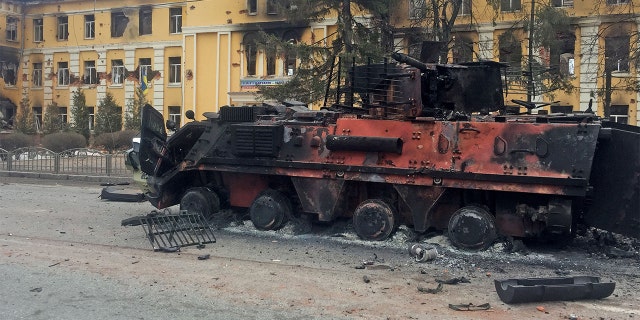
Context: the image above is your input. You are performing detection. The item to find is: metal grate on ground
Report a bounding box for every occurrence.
[122,210,216,251]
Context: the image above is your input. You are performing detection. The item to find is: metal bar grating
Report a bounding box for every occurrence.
[125,211,216,251]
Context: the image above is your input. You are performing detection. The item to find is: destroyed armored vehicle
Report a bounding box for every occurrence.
[129,52,639,250]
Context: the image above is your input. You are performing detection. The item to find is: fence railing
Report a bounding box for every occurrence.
[0,147,132,177]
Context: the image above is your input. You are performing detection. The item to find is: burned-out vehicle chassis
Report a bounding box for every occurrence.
[131,52,639,250]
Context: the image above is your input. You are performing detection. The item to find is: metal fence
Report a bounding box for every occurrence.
[0,147,132,177]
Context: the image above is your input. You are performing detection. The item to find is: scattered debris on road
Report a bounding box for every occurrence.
[100,185,145,202]
[448,303,491,311]
[408,243,438,262]
[494,276,615,304]
[417,283,442,294]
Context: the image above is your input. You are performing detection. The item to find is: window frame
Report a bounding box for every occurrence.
[168,57,182,84]
[33,18,44,42]
[111,11,128,38]
[32,62,43,87]
[88,106,95,131]
[57,62,70,86]
[111,59,125,85]
[59,107,68,124]
[460,0,472,16]
[266,0,278,14]
[139,6,152,36]
[6,16,17,41]
[609,105,629,124]
[168,106,181,125]
[85,14,95,39]
[57,16,69,41]
[552,0,574,7]
[169,7,182,34]
[84,60,98,85]
[247,0,258,15]
[139,58,152,81]
[605,36,630,73]
[500,0,522,12]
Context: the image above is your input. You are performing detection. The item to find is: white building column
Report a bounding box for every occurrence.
[68,50,79,110]
[43,52,54,108]
[476,25,495,61]
[152,46,165,113]
[578,18,601,112]
[96,49,107,103]
[124,47,136,108]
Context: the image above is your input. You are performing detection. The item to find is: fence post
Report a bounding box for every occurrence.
[7,151,12,171]
[106,154,112,176]
[54,153,60,174]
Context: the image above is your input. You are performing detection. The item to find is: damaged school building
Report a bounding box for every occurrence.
[0,0,638,128]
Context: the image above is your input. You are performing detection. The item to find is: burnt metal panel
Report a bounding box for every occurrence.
[586,122,640,239]
[326,135,403,154]
[220,106,266,122]
[495,277,615,304]
[231,124,283,157]
[292,177,345,221]
[394,185,446,232]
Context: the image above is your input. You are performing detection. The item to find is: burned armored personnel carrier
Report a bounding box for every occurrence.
[131,52,639,250]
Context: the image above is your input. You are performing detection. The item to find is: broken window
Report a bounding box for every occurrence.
[6,16,17,41]
[139,6,152,36]
[33,107,42,130]
[243,33,258,76]
[57,62,69,86]
[139,58,152,81]
[111,11,129,38]
[168,57,181,84]
[409,0,426,19]
[460,0,472,16]
[111,59,125,84]
[499,32,522,79]
[84,61,98,84]
[283,30,299,76]
[452,35,474,63]
[169,106,181,125]
[85,14,95,39]
[32,63,42,87]
[500,0,521,11]
[57,16,68,41]
[549,31,576,76]
[2,62,17,86]
[247,0,258,15]
[605,36,630,73]
[609,105,628,124]
[169,7,182,34]
[59,107,68,124]
[267,0,278,14]
[33,18,43,42]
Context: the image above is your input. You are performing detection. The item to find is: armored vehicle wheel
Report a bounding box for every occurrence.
[352,199,395,241]
[448,205,497,250]
[180,187,220,220]
[249,189,291,231]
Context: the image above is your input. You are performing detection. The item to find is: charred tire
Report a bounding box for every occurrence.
[249,189,291,231]
[447,205,497,250]
[180,187,220,220]
[353,199,396,241]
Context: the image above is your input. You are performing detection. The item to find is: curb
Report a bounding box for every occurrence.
[0,170,132,184]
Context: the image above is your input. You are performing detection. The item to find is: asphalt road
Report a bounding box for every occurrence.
[1,177,639,319]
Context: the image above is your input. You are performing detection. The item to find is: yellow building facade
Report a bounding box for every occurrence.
[0,0,637,128]
[393,0,639,125]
